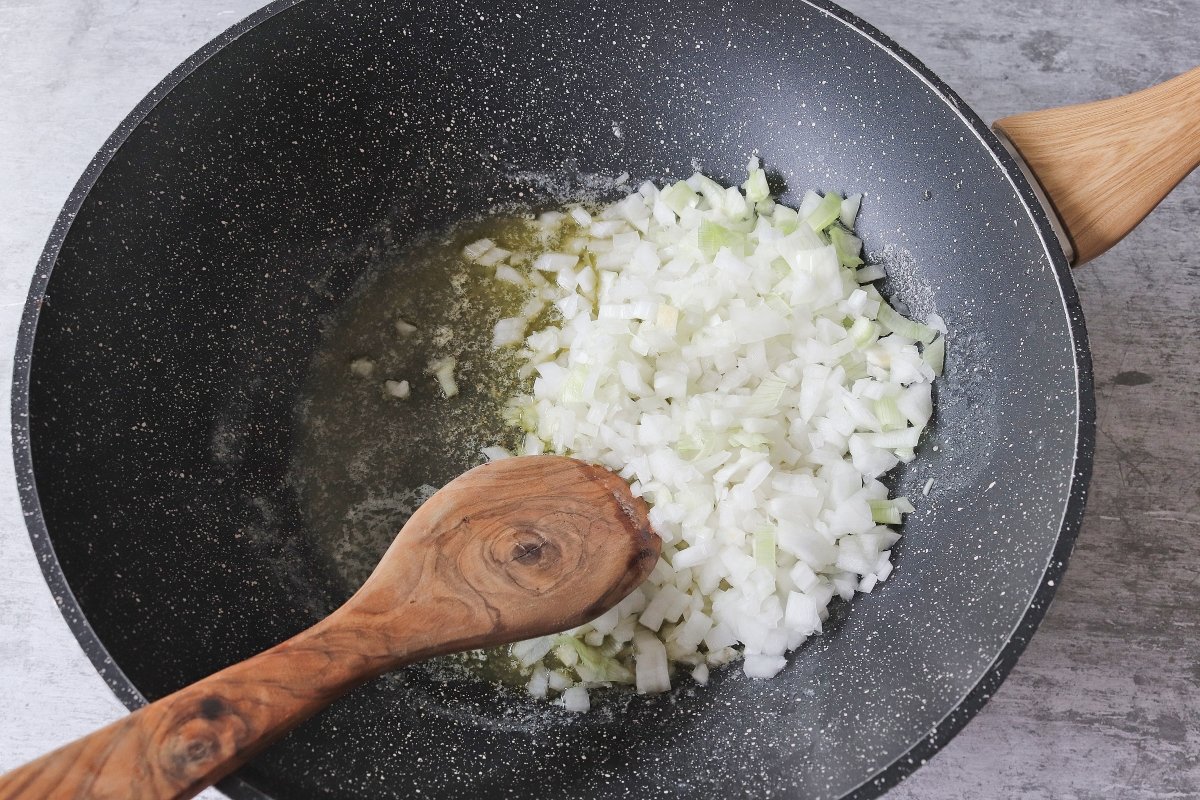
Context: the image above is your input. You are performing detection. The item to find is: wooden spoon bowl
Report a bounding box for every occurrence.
[0,455,659,800]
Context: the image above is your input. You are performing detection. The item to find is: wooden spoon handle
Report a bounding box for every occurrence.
[0,616,396,800]
[0,456,658,800]
[994,66,1200,265]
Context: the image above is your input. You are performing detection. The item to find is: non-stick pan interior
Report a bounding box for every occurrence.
[17,0,1089,798]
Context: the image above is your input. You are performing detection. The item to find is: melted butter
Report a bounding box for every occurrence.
[292,211,570,688]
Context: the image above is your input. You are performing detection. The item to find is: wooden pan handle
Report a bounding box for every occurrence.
[994,66,1200,265]
[0,614,397,800]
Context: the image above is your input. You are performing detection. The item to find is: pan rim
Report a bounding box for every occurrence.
[9,1,1095,799]
[10,2,303,798]
[796,2,1095,797]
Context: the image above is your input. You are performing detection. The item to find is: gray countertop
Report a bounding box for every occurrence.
[1,0,1196,797]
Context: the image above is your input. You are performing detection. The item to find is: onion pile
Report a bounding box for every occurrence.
[469,160,944,712]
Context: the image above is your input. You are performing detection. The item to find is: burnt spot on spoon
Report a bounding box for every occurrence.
[199,696,229,721]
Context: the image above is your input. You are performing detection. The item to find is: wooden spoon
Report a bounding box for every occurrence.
[0,455,659,800]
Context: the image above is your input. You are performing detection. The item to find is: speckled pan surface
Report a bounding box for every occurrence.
[12,0,1092,798]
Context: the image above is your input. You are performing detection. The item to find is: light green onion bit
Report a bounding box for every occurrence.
[874,396,906,430]
[662,181,697,214]
[693,174,727,209]
[829,225,864,268]
[869,497,916,525]
[753,527,777,568]
[742,169,770,203]
[877,303,938,344]
[848,317,878,348]
[698,220,746,259]
[806,192,843,232]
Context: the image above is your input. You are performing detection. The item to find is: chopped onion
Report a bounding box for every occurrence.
[463,238,494,261]
[383,379,410,399]
[477,247,511,267]
[869,498,912,525]
[492,317,527,348]
[527,666,549,698]
[742,161,770,203]
[839,193,863,229]
[743,654,787,679]
[855,264,887,283]
[427,357,458,398]
[533,253,579,272]
[560,686,590,713]
[634,630,671,694]
[495,264,526,285]
[806,192,842,231]
[481,446,512,461]
[512,636,555,667]
[484,161,944,705]
[753,527,777,568]
[877,303,938,344]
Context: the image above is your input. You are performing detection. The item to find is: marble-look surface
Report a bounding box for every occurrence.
[0,1,1196,798]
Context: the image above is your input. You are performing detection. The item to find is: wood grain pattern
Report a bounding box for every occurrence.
[993,66,1200,265]
[0,455,659,800]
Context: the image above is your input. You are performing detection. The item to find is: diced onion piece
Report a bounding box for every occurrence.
[492,317,527,348]
[691,172,727,208]
[662,181,697,213]
[805,192,842,231]
[697,221,745,259]
[547,670,573,691]
[634,631,671,694]
[477,247,511,267]
[384,379,410,399]
[427,357,458,397]
[856,264,887,283]
[743,654,787,679]
[742,163,770,203]
[481,165,945,708]
[481,446,512,461]
[869,497,915,525]
[839,194,863,230]
[849,318,878,348]
[495,264,526,285]
[512,636,555,667]
[829,225,864,268]
[463,238,494,261]
[878,304,939,344]
[527,666,549,698]
[753,527,777,568]
[560,686,590,713]
[533,253,580,272]
[873,397,904,430]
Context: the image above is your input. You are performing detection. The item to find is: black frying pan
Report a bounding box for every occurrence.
[15,0,1144,796]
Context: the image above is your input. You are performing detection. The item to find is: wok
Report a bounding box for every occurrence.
[12,0,1198,797]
